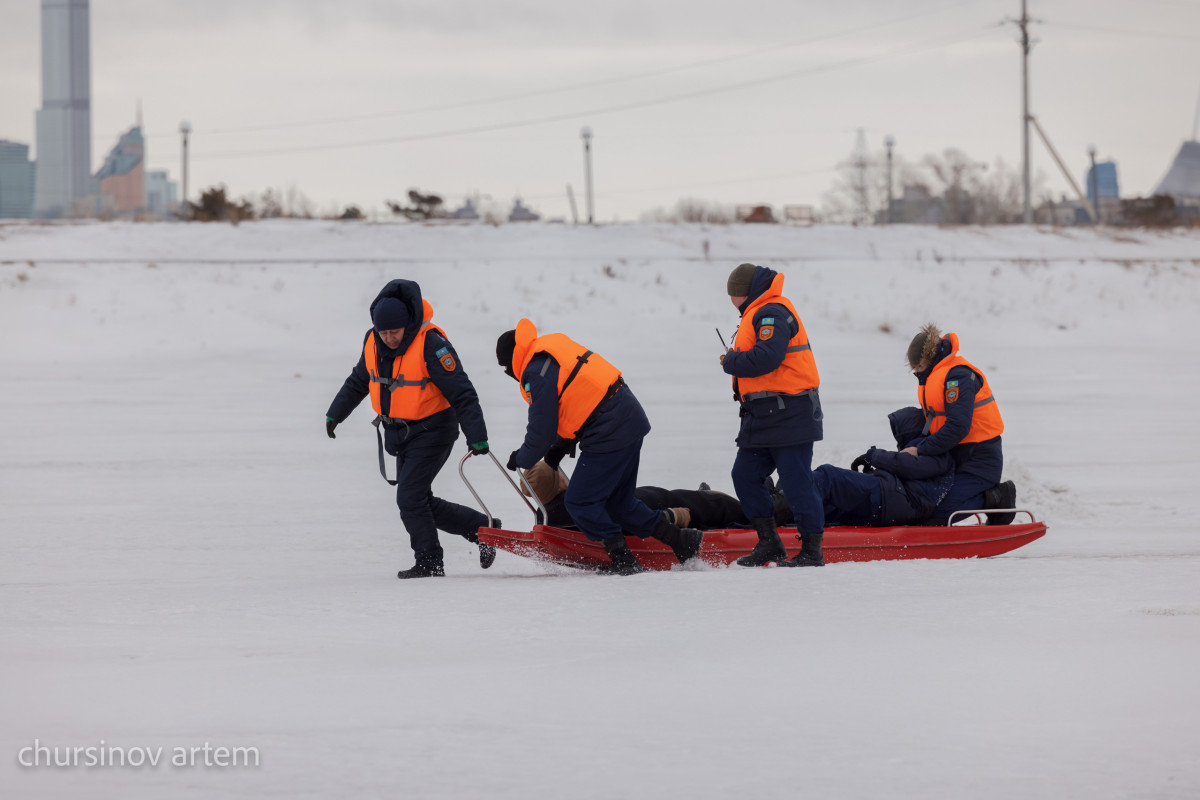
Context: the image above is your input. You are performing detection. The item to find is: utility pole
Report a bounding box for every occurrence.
[1019,0,1033,223]
[179,120,191,222]
[851,128,870,225]
[884,134,895,225]
[1088,144,1099,224]
[1192,84,1200,141]
[580,126,594,224]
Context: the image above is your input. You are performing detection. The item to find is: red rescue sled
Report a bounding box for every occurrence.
[460,454,1047,571]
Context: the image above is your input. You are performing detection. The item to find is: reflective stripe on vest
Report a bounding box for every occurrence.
[514,322,621,439]
[364,321,451,421]
[918,344,1004,443]
[731,274,819,402]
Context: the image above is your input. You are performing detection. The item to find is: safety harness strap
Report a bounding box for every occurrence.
[558,350,592,399]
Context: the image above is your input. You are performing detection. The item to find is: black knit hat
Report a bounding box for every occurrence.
[727,263,756,296]
[372,297,410,332]
[496,329,517,378]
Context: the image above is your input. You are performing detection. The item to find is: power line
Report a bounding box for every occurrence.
[107,0,990,144]
[523,166,837,202]
[1044,21,1200,43]
[193,24,998,162]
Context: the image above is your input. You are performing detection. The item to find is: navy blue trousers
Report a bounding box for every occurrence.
[732,443,824,534]
[392,426,488,567]
[564,440,662,542]
[813,464,883,526]
[931,471,992,522]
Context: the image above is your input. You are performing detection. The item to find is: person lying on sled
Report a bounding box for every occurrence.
[814,406,956,527]
[517,460,792,531]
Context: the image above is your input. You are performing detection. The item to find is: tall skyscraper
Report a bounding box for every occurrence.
[34,0,91,217]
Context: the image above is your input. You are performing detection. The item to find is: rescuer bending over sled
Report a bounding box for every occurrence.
[325,279,496,579]
[496,319,703,574]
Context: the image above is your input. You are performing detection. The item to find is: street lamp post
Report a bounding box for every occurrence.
[581,126,594,225]
[884,134,895,225]
[179,120,192,222]
[1087,144,1099,225]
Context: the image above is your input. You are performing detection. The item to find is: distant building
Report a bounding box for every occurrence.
[94,125,144,215]
[34,0,91,217]
[0,140,37,218]
[1085,160,1120,222]
[1035,195,1091,226]
[508,198,540,222]
[783,205,815,226]
[887,185,945,225]
[1153,140,1200,201]
[450,198,480,220]
[736,205,776,223]
[144,169,177,217]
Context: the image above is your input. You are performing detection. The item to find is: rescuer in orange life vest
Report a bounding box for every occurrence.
[495,319,703,575]
[721,263,826,568]
[325,279,496,579]
[904,323,1015,522]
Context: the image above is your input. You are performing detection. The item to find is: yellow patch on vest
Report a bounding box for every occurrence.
[945,380,959,404]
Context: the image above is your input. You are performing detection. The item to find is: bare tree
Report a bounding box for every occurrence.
[640,197,735,224]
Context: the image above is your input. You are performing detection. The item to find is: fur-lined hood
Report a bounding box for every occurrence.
[907,323,942,370]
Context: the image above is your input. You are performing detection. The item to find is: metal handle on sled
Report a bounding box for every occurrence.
[457,451,549,527]
[947,508,1036,526]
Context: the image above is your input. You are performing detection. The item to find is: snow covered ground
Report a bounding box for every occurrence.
[2,220,1198,799]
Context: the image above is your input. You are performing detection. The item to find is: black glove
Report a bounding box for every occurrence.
[507,450,520,471]
[468,440,489,456]
[850,452,872,473]
[544,444,568,471]
[326,416,338,439]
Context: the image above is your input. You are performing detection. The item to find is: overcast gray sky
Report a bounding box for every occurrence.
[1,0,1197,220]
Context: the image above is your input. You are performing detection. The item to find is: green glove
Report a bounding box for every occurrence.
[469,440,489,455]
[326,416,338,439]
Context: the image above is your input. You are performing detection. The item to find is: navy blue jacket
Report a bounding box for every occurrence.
[913,345,1002,484]
[863,407,955,525]
[326,279,487,447]
[721,265,823,448]
[515,353,650,469]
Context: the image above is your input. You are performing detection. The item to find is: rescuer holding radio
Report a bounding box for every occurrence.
[721,263,826,568]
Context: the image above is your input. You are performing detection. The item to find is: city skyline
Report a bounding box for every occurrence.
[32,0,91,216]
[1,0,1198,220]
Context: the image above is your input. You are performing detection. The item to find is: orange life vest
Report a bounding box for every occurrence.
[917,332,1004,442]
[511,318,622,439]
[364,298,451,421]
[731,273,820,402]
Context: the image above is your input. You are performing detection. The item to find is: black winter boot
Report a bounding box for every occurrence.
[464,519,499,569]
[397,563,445,579]
[602,534,644,576]
[983,481,1017,526]
[651,514,704,564]
[736,517,788,567]
[781,531,825,567]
